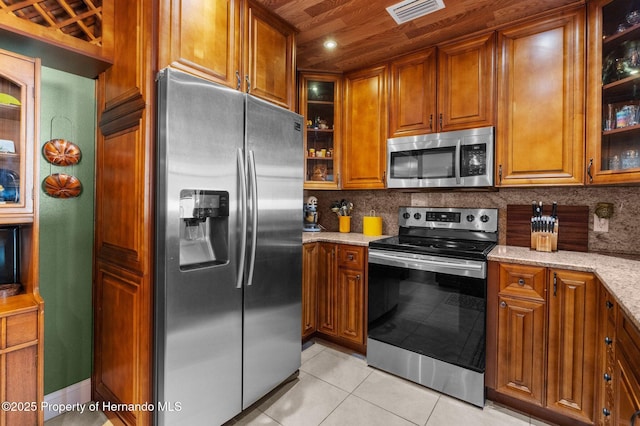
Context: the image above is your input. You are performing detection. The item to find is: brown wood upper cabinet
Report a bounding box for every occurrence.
[488,262,598,425]
[586,0,640,185]
[437,32,496,133]
[388,33,495,138]
[388,48,437,137]
[495,7,585,187]
[343,65,388,189]
[158,0,296,110]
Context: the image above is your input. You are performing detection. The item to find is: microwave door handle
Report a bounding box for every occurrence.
[455,140,461,184]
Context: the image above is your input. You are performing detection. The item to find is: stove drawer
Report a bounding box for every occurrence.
[498,263,546,301]
[338,245,364,269]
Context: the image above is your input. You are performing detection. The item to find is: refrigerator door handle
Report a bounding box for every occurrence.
[237,148,248,289]
[247,150,258,286]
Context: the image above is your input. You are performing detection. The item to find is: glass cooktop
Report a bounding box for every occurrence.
[369,235,496,260]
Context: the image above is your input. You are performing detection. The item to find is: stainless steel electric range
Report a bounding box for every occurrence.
[367,207,498,407]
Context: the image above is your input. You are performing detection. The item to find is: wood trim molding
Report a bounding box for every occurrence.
[99,91,145,136]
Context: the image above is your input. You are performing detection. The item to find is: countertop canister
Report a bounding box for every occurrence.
[363,210,383,236]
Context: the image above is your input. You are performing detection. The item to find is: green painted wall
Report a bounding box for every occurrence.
[38,66,96,395]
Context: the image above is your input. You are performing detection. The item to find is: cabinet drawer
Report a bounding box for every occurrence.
[498,263,546,300]
[5,311,38,348]
[337,245,364,269]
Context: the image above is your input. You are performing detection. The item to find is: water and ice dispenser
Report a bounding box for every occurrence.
[179,190,229,268]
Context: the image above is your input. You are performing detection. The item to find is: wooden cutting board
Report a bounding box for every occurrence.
[506,205,589,252]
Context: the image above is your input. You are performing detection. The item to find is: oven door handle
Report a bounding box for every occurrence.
[368,250,486,279]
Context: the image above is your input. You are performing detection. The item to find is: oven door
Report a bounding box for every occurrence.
[367,249,487,373]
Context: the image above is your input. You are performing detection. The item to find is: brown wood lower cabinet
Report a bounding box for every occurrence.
[487,262,598,425]
[302,243,318,339]
[1,304,42,426]
[597,285,640,425]
[303,242,367,353]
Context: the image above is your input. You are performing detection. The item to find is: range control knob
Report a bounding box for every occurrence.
[402,212,411,220]
[466,214,475,222]
[413,212,422,220]
[480,214,490,223]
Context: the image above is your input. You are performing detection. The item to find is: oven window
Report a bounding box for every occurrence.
[390,147,456,179]
[419,147,455,178]
[368,263,486,372]
[390,152,419,178]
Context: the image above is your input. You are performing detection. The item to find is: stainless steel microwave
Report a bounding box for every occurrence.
[386,126,494,189]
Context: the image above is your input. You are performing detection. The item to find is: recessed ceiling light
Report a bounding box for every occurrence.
[323,40,337,49]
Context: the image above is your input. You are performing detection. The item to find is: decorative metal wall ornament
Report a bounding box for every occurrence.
[41,116,83,198]
[42,173,82,199]
[42,138,82,166]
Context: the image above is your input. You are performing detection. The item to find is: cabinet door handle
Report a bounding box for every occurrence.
[236,71,242,90]
[603,408,611,417]
[631,410,640,425]
[348,254,354,261]
[604,336,613,345]
[429,114,433,131]
[517,278,525,286]
[553,272,557,296]
[606,300,614,309]
[245,75,251,93]
[498,164,502,183]
[604,373,612,382]
[439,113,443,131]
[588,158,593,183]
[500,301,507,308]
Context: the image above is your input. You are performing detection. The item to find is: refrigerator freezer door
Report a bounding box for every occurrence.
[155,69,245,425]
[243,96,303,408]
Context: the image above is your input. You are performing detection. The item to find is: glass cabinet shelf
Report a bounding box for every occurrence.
[592,0,640,178]
[300,74,341,189]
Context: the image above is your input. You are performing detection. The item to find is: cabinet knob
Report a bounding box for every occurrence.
[348,254,354,261]
[356,274,361,280]
[500,301,507,308]
[517,278,525,286]
[603,408,611,417]
[606,300,614,309]
[604,336,613,345]
[604,373,612,382]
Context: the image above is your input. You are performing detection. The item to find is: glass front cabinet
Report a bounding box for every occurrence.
[0,50,36,217]
[587,0,640,184]
[299,73,341,189]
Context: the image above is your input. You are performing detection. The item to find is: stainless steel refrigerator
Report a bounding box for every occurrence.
[154,68,303,425]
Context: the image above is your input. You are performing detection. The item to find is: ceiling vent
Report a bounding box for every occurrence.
[386,0,445,25]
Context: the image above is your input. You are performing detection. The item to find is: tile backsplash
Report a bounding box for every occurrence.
[306,186,640,255]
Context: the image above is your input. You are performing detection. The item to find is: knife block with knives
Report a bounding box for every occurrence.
[530,201,558,252]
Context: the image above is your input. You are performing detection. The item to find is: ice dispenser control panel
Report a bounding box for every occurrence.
[179,190,229,269]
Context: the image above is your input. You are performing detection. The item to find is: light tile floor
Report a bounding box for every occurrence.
[227,339,553,426]
[46,339,555,426]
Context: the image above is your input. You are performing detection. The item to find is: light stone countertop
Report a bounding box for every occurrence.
[301,234,640,333]
[302,231,389,246]
[488,245,640,331]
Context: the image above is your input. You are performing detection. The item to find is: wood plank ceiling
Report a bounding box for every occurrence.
[255,0,583,72]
